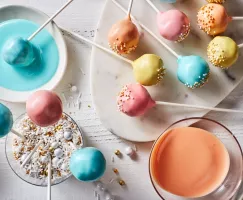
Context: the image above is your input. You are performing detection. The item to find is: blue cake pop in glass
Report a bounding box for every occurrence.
[160,0,176,3]
[70,147,106,182]
[177,55,210,89]
[2,36,37,68]
[0,103,13,138]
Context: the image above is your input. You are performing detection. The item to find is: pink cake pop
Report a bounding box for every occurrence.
[26,90,63,127]
[117,83,155,117]
[117,83,243,117]
[157,10,190,42]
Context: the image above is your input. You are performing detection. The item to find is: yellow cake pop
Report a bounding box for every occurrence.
[132,54,165,86]
[207,36,238,68]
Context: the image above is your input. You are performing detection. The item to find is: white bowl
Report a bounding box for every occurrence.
[0,5,67,103]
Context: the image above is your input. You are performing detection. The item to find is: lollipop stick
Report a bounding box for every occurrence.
[21,140,43,167]
[47,159,52,200]
[28,0,74,41]
[127,0,134,17]
[145,0,160,13]
[156,101,243,113]
[11,129,25,140]
[232,17,243,21]
[238,43,243,48]
[60,27,133,64]
[112,0,179,58]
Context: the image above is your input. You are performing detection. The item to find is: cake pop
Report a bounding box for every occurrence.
[2,0,73,68]
[70,147,106,182]
[108,0,139,54]
[207,36,239,68]
[197,3,230,35]
[2,37,36,68]
[26,90,63,127]
[157,10,190,42]
[177,56,210,88]
[145,0,190,42]
[112,0,209,89]
[0,103,24,139]
[117,83,243,117]
[0,103,13,137]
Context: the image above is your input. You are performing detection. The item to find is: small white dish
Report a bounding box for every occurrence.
[0,5,67,103]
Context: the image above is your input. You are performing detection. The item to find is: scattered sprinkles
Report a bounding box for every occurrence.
[176,23,191,43]
[207,0,225,3]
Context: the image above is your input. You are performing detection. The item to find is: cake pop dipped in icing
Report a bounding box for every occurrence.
[70,147,106,182]
[26,90,63,127]
[117,84,243,117]
[177,56,210,89]
[108,0,140,54]
[207,36,239,68]
[197,3,231,35]
[0,103,24,139]
[0,103,13,137]
[145,0,190,42]
[2,37,37,68]
[2,0,74,68]
[132,54,165,86]
[117,83,156,117]
[157,10,190,42]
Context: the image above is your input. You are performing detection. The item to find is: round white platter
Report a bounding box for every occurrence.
[91,0,243,142]
[0,5,67,103]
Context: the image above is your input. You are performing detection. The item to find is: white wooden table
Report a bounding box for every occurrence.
[1,0,243,199]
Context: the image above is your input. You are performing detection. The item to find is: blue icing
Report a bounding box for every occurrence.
[0,103,13,137]
[0,19,59,91]
[2,37,37,68]
[177,55,210,89]
[70,147,106,182]
[160,0,176,3]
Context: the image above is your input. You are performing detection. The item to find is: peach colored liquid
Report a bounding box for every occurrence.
[150,127,230,198]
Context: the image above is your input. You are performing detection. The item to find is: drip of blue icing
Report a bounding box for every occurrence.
[0,19,59,91]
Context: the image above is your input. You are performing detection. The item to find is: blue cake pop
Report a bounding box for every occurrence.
[70,147,106,182]
[2,37,37,68]
[0,103,13,137]
[177,56,210,89]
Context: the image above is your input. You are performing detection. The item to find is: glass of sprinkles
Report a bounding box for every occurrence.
[5,112,84,186]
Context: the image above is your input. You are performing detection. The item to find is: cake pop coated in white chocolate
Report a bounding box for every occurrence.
[2,37,38,68]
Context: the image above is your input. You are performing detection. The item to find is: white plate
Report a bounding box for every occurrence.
[91,0,243,142]
[0,5,67,103]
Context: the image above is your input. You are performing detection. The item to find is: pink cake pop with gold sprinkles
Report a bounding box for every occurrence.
[26,90,63,127]
[117,83,155,117]
[157,10,190,42]
[197,3,231,36]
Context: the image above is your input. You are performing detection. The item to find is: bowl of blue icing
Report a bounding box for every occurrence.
[0,5,67,102]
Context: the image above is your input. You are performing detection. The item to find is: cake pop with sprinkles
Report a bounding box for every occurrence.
[177,56,210,89]
[117,83,155,117]
[117,83,243,117]
[207,36,239,68]
[108,0,139,54]
[157,9,190,42]
[197,3,231,35]
[26,90,63,127]
[145,0,190,42]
